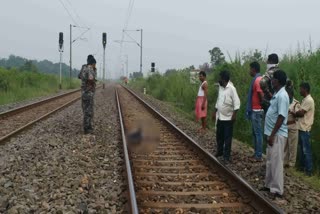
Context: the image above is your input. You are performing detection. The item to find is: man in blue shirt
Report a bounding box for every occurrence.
[261,70,289,199]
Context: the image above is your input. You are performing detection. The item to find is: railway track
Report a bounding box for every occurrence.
[116,86,283,214]
[0,89,82,144]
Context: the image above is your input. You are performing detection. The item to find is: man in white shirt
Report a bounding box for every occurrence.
[212,70,240,164]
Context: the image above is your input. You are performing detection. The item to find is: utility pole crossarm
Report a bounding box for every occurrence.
[123,31,140,47]
[121,28,143,74]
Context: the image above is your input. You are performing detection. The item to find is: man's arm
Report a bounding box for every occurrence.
[212,108,217,121]
[202,82,208,110]
[267,115,285,146]
[212,93,218,121]
[78,65,85,79]
[231,87,241,121]
[268,94,289,146]
[294,109,306,117]
[294,99,311,117]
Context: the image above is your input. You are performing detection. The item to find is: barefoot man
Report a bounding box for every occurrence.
[195,71,208,131]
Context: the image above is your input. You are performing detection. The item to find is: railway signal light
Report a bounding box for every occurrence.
[151,62,155,72]
[102,32,107,88]
[102,32,107,49]
[59,32,64,51]
[58,32,64,89]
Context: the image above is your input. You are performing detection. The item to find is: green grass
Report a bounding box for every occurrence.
[288,168,320,191]
[129,49,320,177]
[0,67,80,105]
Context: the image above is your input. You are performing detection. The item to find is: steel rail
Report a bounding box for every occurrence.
[0,89,80,119]
[0,85,101,144]
[121,85,284,214]
[115,88,139,214]
[0,95,81,144]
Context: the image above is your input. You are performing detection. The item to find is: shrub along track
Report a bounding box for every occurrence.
[117,85,283,214]
[0,89,82,143]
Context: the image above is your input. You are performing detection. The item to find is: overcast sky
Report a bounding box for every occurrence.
[1,0,320,78]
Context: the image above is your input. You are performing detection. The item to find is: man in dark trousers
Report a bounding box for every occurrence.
[293,82,315,176]
[78,55,97,134]
[212,70,240,164]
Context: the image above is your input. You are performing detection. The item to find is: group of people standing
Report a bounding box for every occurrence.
[195,53,315,199]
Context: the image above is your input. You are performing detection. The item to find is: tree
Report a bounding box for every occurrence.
[209,47,225,67]
[241,49,263,63]
[165,69,178,76]
[0,55,79,77]
[188,65,195,70]
[20,60,38,72]
[199,62,211,73]
[131,72,143,78]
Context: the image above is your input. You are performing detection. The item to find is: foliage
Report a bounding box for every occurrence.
[199,62,212,73]
[209,47,226,67]
[288,168,320,190]
[0,67,80,105]
[20,60,39,73]
[0,55,79,77]
[129,72,143,79]
[241,49,263,63]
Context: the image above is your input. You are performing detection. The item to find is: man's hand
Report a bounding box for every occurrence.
[212,111,216,121]
[267,135,275,146]
[201,103,205,110]
[231,111,237,122]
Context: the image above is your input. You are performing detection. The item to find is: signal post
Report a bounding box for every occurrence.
[58,32,64,89]
[102,33,107,89]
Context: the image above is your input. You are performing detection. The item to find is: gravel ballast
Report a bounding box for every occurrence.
[0,85,127,213]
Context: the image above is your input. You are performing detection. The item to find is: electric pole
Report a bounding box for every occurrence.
[69,24,72,85]
[140,29,143,74]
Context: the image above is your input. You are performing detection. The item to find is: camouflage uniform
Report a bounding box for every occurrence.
[78,64,97,133]
[260,66,279,112]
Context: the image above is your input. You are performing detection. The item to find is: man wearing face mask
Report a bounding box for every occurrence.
[212,70,240,164]
[261,70,289,199]
[260,53,279,112]
[78,55,97,134]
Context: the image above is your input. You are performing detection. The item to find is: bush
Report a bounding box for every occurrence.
[0,67,80,105]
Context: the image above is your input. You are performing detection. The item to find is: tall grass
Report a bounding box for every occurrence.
[0,67,80,105]
[129,50,320,175]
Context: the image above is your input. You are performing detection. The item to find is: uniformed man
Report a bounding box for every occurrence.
[78,55,97,134]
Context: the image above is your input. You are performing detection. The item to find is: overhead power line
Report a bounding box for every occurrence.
[124,0,135,31]
[58,0,79,26]
[64,0,89,28]
[117,0,135,76]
